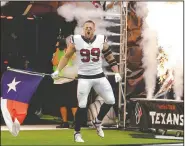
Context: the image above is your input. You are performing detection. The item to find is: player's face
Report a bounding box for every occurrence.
[83,22,95,39]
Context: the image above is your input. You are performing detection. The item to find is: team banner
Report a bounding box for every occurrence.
[129,98,184,130]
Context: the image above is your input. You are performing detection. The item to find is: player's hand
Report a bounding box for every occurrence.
[51,70,59,79]
[115,73,122,83]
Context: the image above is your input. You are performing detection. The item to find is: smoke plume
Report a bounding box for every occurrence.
[57,4,120,35]
[135,2,158,99]
[136,2,183,100]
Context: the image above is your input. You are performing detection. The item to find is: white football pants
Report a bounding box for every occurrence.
[77,77,115,108]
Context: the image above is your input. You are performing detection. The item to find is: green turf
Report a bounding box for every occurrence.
[1,129,183,145]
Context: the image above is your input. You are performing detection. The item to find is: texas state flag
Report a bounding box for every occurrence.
[1,69,44,136]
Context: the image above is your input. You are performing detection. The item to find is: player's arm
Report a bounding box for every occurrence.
[102,42,119,73]
[102,42,122,82]
[57,42,75,72]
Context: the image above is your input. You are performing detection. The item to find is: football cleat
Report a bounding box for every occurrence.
[92,118,104,138]
[74,132,84,142]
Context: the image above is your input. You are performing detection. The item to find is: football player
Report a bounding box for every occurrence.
[52,20,122,142]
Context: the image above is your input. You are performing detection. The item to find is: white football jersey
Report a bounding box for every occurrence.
[71,34,107,75]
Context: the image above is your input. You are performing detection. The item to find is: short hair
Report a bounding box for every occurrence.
[83,20,95,26]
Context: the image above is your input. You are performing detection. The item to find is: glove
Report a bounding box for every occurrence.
[51,70,59,79]
[115,73,122,83]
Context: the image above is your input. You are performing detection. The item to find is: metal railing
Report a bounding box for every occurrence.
[118,1,128,129]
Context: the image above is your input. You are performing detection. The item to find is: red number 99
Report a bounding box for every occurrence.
[80,48,100,62]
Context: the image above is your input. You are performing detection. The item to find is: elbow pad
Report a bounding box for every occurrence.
[102,48,118,67]
[102,48,112,58]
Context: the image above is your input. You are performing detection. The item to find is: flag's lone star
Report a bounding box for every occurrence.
[7,77,21,93]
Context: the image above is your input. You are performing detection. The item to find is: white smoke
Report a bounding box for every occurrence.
[166,2,183,100]
[136,2,183,100]
[173,61,183,100]
[1,1,8,7]
[135,2,158,99]
[57,4,119,35]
